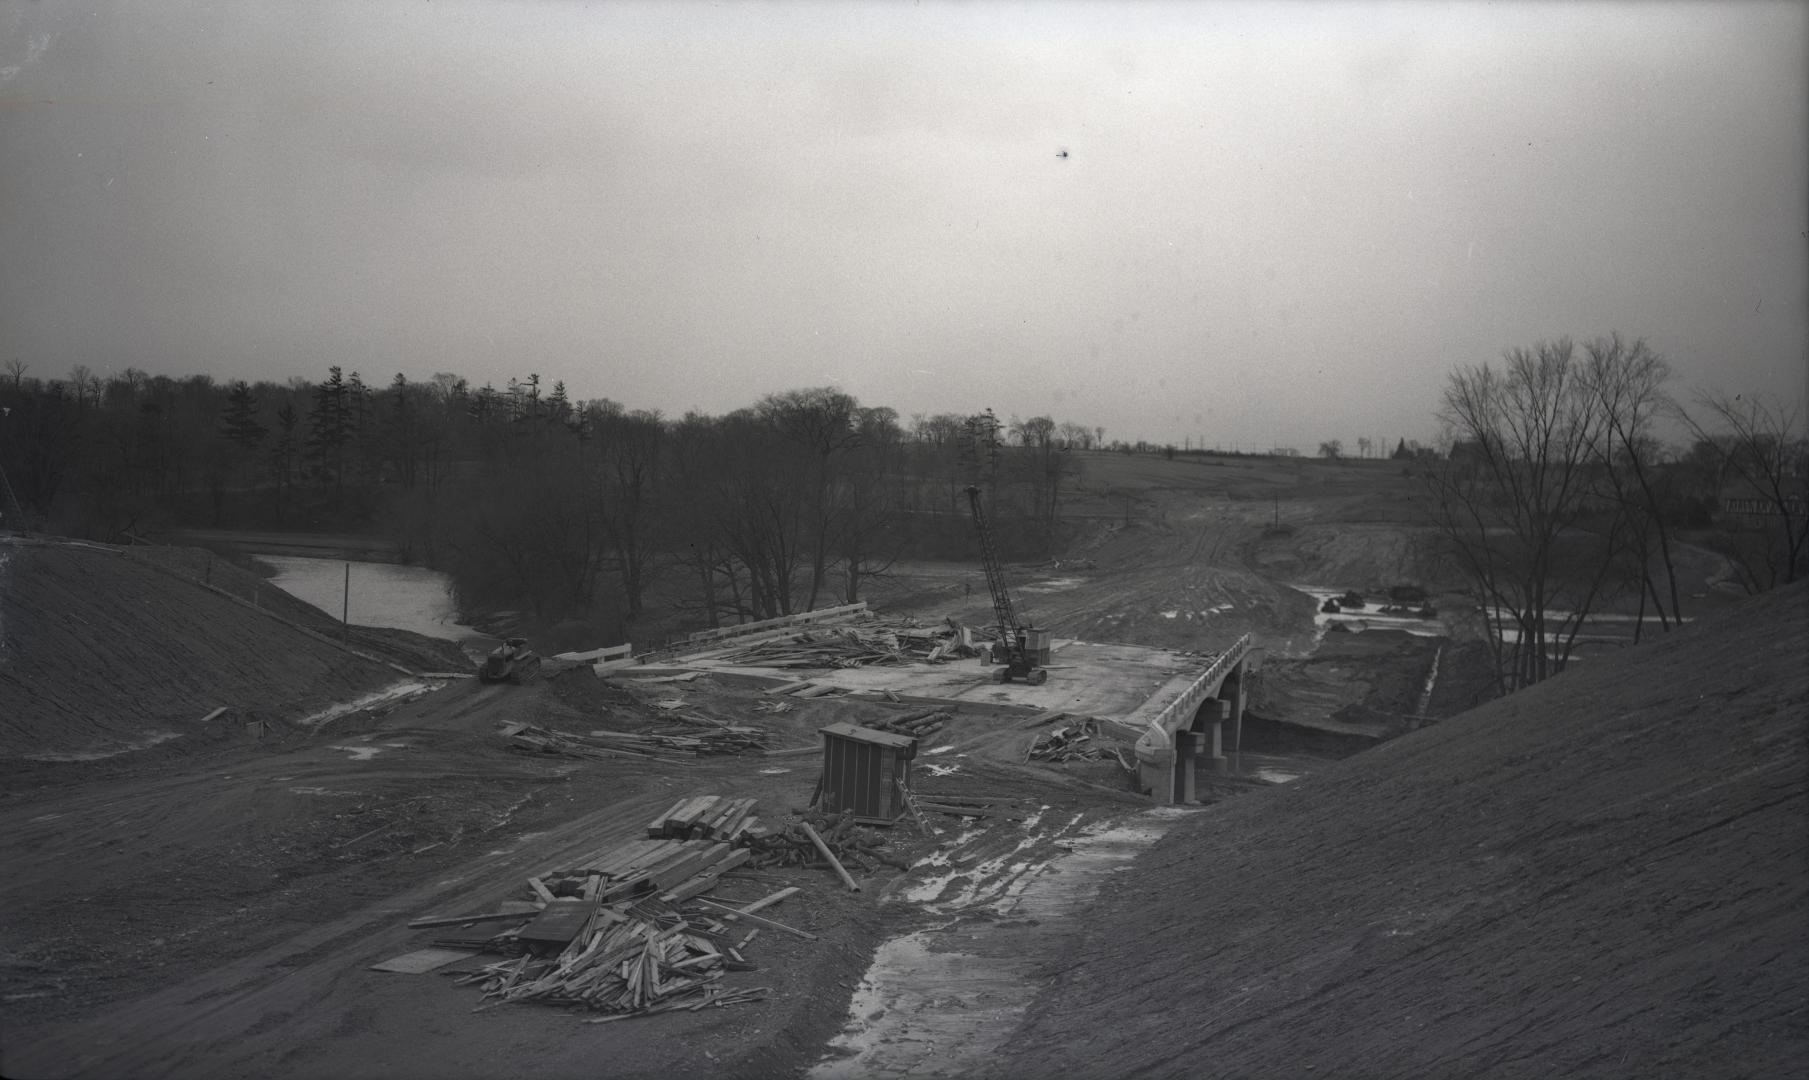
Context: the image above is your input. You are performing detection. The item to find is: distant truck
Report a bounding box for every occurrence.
[478,638,542,684]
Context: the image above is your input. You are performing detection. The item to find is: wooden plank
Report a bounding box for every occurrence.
[692,898,818,941]
[583,838,665,876]
[762,745,819,757]
[645,798,692,838]
[517,899,593,950]
[406,909,538,930]
[736,885,800,915]
[658,849,752,904]
[794,683,841,699]
[669,795,721,834]
[527,877,557,904]
[712,798,755,840]
[197,706,230,724]
[693,797,737,837]
[369,947,476,974]
[609,839,685,878]
[650,842,735,891]
[766,680,815,696]
[800,822,861,892]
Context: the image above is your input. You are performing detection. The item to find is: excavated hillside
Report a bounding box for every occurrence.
[1008,581,1808,1079]
[0,538,449,759]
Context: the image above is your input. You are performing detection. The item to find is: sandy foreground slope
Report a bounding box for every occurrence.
[1005,581,1808,1079]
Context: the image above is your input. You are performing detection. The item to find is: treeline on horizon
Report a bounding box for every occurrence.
[0,363,1105,639]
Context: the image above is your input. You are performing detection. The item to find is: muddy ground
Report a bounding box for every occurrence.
[0,667,1156,1080]
[4,451,1765,1078]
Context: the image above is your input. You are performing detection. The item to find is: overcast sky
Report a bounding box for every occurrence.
[2,0,1804,450]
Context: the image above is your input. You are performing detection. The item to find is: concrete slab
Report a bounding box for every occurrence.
[669,639,1212,722]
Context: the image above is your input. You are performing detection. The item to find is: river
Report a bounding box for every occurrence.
[257,555,471,642]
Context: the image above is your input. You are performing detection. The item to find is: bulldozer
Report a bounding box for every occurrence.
[478,637,542,684]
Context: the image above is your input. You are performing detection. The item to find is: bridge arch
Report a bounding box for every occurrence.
[1133,635,1252,805]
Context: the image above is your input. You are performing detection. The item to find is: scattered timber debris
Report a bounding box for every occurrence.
[909,794,1035,822]
[498,720,768,760]
[1028,717,1129,768]
[865,708,950,739]
[743,808,909,877]
[403,795,796,1021]
[706,616,983,670]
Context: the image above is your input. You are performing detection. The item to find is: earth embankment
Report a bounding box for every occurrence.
[0,538,445,759]
[1006,581,1809,1078]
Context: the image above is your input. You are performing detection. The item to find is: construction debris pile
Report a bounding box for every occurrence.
[744,808,909,876]
[403,795,819,1021]
[454,897,769,1019]
[908,793,1034,822]
[1028,717,1130,768]
[706,618,983,669]
[499,719,769,760]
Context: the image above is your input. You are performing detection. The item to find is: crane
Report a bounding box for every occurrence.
[965,483,1048,686]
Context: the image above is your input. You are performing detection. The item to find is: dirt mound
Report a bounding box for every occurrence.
[1007,581,1809,1078]
[0,539,411,758]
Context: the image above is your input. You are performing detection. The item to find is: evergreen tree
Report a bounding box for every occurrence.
[269,403,300,523]
[219,380,267,450]
[306,365,351,495]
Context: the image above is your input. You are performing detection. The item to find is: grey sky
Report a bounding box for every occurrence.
[2,0,1804,450]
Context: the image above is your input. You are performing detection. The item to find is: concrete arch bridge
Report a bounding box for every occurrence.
[1132,634,1255,804]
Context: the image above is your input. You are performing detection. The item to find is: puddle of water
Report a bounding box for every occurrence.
[925,745,956,756]
[1254,768,1300,784]
[259,555,468,641]
[1160,609,1179,619]
[299,680,434,728]
[814,808,1189,1078]
[757,767,792,775]
[329,744,384,761]
[290,786,360,796]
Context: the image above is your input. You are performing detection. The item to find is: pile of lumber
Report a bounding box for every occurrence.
[708,617,982,670]
[1028,717,1128,767]
[744,809,908,877]
[866,708,950,739]
[456,898,768,1018]
[499,720,767,760]
[401,794,817,1021]
[646,795,761,843]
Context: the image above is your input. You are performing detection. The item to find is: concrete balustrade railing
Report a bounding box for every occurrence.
[1144,632,1252,745]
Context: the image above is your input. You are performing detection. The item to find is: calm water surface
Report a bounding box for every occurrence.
[258,555,468,642]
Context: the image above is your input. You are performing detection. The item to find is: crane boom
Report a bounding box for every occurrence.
[964,484,1047,685]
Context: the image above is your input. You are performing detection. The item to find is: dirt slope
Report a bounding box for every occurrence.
[1007,581,1809,1079]
[0,539,411,758]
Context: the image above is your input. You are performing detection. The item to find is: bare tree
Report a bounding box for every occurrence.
[1677,390,1808,591]
[1424,339,1616,692]
[1581,334,1685,637]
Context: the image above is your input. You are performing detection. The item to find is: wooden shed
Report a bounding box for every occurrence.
[818,722,918,824]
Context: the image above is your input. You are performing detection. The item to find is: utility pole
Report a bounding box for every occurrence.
[342,562,351,645]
